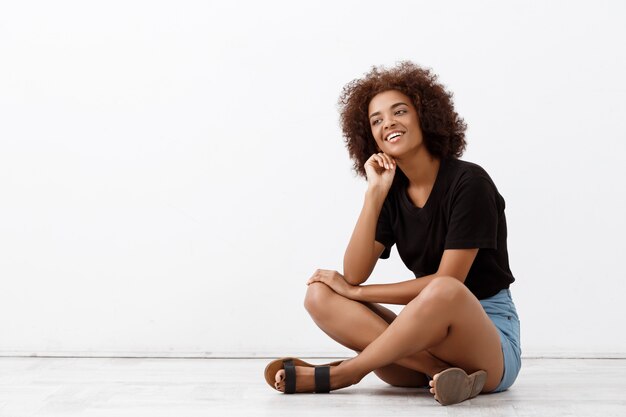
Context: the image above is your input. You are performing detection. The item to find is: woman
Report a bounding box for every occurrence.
[264,62,521,406]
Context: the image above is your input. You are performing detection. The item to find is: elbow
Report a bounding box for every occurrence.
[343,272,367,286]
[343,257,371,286]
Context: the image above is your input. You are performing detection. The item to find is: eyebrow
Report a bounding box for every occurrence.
[369,102,409,119]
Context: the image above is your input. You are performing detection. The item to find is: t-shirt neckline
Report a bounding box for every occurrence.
[400,158,447,216]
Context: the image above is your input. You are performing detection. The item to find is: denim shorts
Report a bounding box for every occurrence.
[480,288,521,392]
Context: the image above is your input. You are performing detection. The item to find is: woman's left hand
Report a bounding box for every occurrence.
[306,269,357,299]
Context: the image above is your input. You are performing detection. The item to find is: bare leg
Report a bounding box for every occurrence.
[275,277,503,397]
[304,281,450,386]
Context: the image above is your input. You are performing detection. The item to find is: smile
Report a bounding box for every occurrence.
[385,131,404,143]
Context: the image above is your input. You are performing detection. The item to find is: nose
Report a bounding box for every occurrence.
[383,117,397,130]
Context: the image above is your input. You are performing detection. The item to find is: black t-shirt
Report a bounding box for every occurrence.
[375,158,515,300]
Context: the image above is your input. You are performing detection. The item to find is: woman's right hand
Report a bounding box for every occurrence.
[364,152,396,193]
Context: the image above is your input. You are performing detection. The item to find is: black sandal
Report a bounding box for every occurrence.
[264,357,333,394]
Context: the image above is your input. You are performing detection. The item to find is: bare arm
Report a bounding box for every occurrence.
[343,152,397,285]
[343,188,388,285]
[351,248,479,305]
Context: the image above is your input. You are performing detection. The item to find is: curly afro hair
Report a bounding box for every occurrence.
[338,61,467,181]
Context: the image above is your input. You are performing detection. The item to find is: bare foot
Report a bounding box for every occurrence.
[428,368,487,405]
[274,363,357,393]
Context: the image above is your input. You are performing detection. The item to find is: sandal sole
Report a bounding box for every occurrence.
[433,367,487,406]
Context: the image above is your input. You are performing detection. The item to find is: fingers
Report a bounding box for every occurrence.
[307,277,326,286]
[307,269,336,285]
[375,154,387,169]
[370,153,395,170]
[380,153,396,169]
[307,269,323,285]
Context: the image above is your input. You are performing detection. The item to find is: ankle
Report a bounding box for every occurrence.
[331,359,365,388]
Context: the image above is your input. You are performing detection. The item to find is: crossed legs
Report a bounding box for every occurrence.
[304,280,450,387]
[274,276,504,397]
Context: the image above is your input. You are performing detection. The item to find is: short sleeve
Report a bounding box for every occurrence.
[375,199,396,259]
[445,176,498,250]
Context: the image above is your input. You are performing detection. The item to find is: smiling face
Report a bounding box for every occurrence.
[368,90,425,157]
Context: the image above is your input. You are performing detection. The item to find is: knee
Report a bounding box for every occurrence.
[419,276,466,304]
[303,281,334,317]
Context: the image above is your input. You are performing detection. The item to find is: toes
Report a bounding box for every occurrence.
[429,378,437,397]
[275,369,285,383]
[274,369,285,392]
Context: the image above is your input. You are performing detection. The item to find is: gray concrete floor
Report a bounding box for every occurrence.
[0,357,624,416]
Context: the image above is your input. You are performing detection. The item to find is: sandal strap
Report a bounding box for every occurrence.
[283,359,296,394]
[314,366,330,393]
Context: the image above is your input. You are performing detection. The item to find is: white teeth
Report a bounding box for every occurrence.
[386,132,402,141]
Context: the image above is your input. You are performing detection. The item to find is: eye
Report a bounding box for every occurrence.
[371,119,382,126]
[395,109,407,115]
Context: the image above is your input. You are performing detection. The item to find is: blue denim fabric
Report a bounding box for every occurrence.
[480,288,521,392]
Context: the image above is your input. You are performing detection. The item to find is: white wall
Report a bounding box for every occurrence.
[1,0,625,358]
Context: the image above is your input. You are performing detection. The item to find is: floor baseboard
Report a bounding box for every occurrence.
[1,351,625,359]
